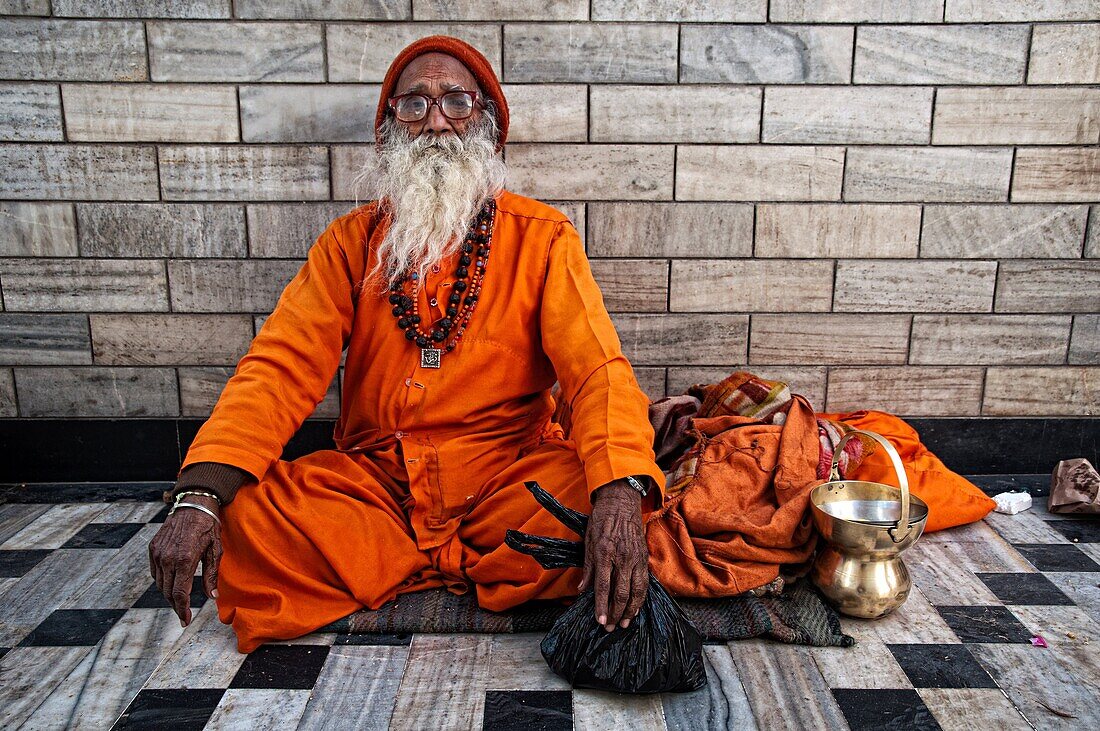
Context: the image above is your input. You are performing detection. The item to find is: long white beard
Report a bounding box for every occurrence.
[354,110,507,296]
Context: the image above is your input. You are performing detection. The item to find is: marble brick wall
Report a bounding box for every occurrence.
[0,0,1097,419]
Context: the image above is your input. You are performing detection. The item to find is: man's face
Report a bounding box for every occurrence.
[392,52,483,138]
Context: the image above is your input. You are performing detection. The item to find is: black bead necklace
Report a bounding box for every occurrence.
[387,199,496,369]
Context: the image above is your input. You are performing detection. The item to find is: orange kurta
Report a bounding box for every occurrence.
[178,189,667,652]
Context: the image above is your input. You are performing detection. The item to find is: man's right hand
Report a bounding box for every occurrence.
[148,493,222,627]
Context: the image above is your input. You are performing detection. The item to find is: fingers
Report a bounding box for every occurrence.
[607,562,632,631]
[621,559,649,628]
[594,554,612,629]
[201,539,219,600]
[170,557,197,627]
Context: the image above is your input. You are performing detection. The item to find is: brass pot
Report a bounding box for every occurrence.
[809,429,928,619]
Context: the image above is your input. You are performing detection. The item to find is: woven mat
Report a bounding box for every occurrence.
[318,580,854,647]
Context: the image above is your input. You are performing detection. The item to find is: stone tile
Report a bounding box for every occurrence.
[0,203,77,257]
[970,644,1100,729]
[1070,315,1100,365]
[681,24,853,83]
[0,0,49,13]
[678,145,845,201]
[180,365,340,419]
[0,18,146,81]
[0,84,62,141]
[844,146,1012,202]
[0,144,159,200]
[610,313,748,365]
[390,635,491,731]
[633,367,666,401]
[148,21,323,82]
[933,87,1100,145]
[241,84,379,143]
[169,260,304,313]
[812,638,911,689]
[920,204,1088,258]
[756,203,920,258]
[247,202,360,258]
[589,259,668,312]
[78,203,247,258]
[63,83,238,142]
[764,86,932,144]
[574,689,665,729]
[835,260,996,313]
[330,145,375,201]
[159,145,329,201]
[947,0,1100,21]
[484,634,569,691]
[983,367,1099,416]
[328,23,501,82]
[667,365,827,408]
[770,0,943,21]
[0,369,14,417]
[995,260,1100,313]
[416,0,584,20]
[506,144,674,200]
[593,0,764,21]
[0,647,93,728]
[728,642,848,729]
[1012,147,1100,203]
[14,367,178,417]
[52,0,231,16]
[919,688,1031,730]
[662,645,759,729]
[1089,205,1100,258]
[0,313,91,365]
[1028,23,1100,84]
[854,24,1029,84]
[832,689,940,730]
[0,259,168,312]
[236,0,408,19]
[90,314,253,366]
[504,23,677,83]
[502,84,587,142]
[911,315,1072,365]
[591,85,760,143]
[670,259,833,312]
[297,644,410,730]
[750,314,911,365]
[825,366,984,415]
[588,202,752,258]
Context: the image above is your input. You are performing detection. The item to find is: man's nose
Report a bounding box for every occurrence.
[422,103,454,134]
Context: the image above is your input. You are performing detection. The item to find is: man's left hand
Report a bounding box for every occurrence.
[578,479,649,632]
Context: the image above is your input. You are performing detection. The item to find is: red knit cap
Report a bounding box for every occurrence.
[375,35,509,151]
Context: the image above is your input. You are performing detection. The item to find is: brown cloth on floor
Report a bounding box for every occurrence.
[1050,458,1100,515]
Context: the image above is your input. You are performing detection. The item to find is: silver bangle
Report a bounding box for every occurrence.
[624,475,649,498]
[174,490,221,505]
[168,501,221,526]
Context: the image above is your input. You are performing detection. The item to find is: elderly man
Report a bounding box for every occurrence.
[149,35,666,654]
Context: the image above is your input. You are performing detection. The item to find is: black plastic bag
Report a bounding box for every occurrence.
[504,480,707,694]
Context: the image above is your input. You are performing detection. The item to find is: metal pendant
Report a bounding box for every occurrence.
[420,347,442,369]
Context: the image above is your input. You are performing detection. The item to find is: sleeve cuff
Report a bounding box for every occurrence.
[171,461,253,506]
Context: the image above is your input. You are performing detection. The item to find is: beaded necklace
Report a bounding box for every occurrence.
[386,199,496,369]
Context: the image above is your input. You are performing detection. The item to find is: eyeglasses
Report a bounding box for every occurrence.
[387,90,483,123]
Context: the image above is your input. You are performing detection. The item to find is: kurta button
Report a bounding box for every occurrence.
[395,430,404,438]
[430,297,438,307]
[404,377,411,387]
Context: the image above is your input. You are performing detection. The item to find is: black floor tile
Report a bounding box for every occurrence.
[1045,520,1100,543]
[1013,544,1100,572]
[936,606,1033,644]
[0,647,8,662]
[149,505,170,523]
[976,572,1075,605]
[62,523,144,549]
[887,644,997,689]
[18,608,127,647]
[0,549,52,578]
[483,690,573,731]
[132,576,208,610]
[0,482,171,503]
[833,689,941,731]
[112,688,225,731]
[228,644,330,689]
[333,632,412,646]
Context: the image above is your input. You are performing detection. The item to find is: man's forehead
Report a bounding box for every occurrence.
[396,52,478,92]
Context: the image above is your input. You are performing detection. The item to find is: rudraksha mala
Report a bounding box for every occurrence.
[386,199,496,368]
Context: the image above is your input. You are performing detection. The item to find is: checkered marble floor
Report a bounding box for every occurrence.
[1,476,1098,730]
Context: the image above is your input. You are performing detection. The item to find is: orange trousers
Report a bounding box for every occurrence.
[216,437,596,653]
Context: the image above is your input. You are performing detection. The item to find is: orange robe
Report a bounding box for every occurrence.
[179,190,668,653]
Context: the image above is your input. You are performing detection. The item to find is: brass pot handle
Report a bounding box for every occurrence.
[830,428,913,543]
